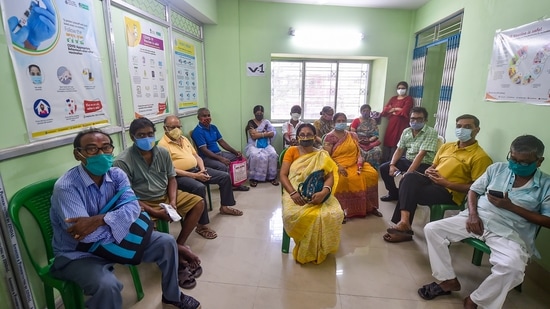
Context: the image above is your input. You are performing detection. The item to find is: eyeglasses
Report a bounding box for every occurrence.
[77,144,114,155]
[410,117,424,122]
[165,125,181,130]
[134,132,155,139]
[298,134,315,139]
[507,152,539,166]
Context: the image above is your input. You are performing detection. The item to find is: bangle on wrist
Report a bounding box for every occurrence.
[323,186,332,194]
[389,163,395,166]
[289,190,298,196]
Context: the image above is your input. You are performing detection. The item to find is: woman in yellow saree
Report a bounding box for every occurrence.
[324,113,381,219]
[280,123,344,264]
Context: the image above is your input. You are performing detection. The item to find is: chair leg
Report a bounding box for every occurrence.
[282,229,290,253]
[429,207,444,222]
[128,265,144,301]
[206,183,213,211]
[44,285,57,309]
[471,248,484,266]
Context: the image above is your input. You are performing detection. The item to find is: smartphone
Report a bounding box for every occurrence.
[413,170,429,177]
[488,190,504,198]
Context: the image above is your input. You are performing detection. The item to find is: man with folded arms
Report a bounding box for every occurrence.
[418,135,550,309]
[50,128,200,309]
[159,115,243,238]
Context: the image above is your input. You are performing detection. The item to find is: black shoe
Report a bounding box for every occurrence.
[380,194,398,202]
[162,293,201,309]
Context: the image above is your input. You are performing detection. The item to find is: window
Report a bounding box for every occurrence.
[271,60,370,121]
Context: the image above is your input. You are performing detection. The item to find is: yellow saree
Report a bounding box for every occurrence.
[282,150,344,264]
[329,132,379,218]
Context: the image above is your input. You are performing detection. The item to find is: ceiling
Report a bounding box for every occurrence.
[248,0,431,10]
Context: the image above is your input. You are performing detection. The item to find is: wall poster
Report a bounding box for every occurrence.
[485,18,550,105]
[173,34,198,114]
[0,0,110,141]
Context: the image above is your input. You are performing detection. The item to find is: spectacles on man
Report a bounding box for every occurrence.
[506,152,539,167]
[410,117,424,123]
[165,125,181,130]
[77,144,115,155]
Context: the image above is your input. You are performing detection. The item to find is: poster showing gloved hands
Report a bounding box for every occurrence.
[124,15,169,119]
[1,0,110,141]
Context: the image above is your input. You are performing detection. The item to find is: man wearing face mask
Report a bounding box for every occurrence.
[114,117,205,290]
[158,115,243,236]
[383,114,492,243]
[282,105,304,148]
[191,107,250,191]
[379,107,439,202]
[419,135,550,309]
[50,128,201,309]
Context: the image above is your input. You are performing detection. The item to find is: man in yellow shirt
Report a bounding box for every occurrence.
[159,115,243,239]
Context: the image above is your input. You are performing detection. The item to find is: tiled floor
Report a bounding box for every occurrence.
[116,180,549,309]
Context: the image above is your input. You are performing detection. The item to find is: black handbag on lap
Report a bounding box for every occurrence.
[297,170,330,203]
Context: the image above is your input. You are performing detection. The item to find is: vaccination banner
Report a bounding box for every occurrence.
[124,15,168,118]
[485,18,550,105]
[0,0,111,141]
[173,34,198,115]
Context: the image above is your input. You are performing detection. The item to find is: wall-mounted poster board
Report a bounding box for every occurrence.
[173,33,199,115]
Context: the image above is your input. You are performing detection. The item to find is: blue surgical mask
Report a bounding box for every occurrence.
[508,159,538,177]
[409,122,424,131]
[135,136,156,151]
[335,123,347,131]
[361,112,370,119]
[84,154,114,176]
[31,76,42,84]
[455,128,472,142]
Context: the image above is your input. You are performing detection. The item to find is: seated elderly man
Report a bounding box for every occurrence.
[114,117,205,289]
[159,115,243,238]
[50,128,200,309]
[191,107,249,191]
[383,114,492,243]
[418,135,550,309]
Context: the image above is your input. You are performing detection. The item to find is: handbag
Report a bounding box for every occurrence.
[76,186,153,265]
[297,170,330,203]
[229,157,248,187]
[359,139,381,152]
[255,137,268,149]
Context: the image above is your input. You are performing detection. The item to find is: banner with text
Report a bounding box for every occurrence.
[124,15,169,119]
[0,0,110,141]
[485,18,550,105]
[173,34,198,115]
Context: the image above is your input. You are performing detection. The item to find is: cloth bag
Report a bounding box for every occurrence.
[229,157,248,187]
[76,187,153,265]
[297,170,330,203]
[255,137,269,149]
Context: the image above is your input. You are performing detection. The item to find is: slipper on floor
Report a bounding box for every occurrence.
[368,209,383,217]
[219,207,243,216]
[178,267,196,289]
[233,185,250,191]
[386,227,414,235]
[180,261,203,279]
[249,180,258,187]
[195,227,218,239]
[270,179,280,186]
[383,232,413,243]
[418,282,452,300]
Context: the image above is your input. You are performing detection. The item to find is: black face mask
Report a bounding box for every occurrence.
[255,114,263,121]
[299,139,314,147]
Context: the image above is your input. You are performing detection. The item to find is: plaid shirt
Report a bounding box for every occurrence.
[397,125,439,164]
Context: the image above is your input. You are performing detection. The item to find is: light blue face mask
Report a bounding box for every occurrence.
[455,128,472,142]
[409,122,424,131]
[84,154,114,176]
[31,76,43,84]
[334,122,347,131]
[135,136,156,151]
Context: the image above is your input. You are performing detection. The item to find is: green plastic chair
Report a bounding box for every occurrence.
[8,178,144,309]
[428,200,466,222]
[278,148,291,253]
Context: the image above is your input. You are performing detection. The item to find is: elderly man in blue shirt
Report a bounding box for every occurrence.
[49,128,200,309]
[418,135,550,309]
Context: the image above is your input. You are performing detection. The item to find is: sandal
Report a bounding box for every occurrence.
[368,209,383,217]
[195,227,217,239]
[270,179,280,186]
[181,261,203,279]
[383,232,413,243]
[219,206,243,216]
[233,185,250,191]
[178,266,197,289]
[418,282,452,300]
[249,180,258,187]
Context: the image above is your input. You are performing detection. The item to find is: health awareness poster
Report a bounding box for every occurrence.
[485,18,550,105]
[1,0,110,141]
[173,34,198,114]
[124,15,169,118]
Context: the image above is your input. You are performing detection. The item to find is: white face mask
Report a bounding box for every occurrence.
[455,128,473,142]
[291,113,301,121]
[397,89,407,96]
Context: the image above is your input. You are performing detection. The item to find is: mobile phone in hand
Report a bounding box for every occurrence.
[488,190,504,198]
[413,170,429,177]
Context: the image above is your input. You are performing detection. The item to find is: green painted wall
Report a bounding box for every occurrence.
[184,0,218,24]
[414,0,550,270]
